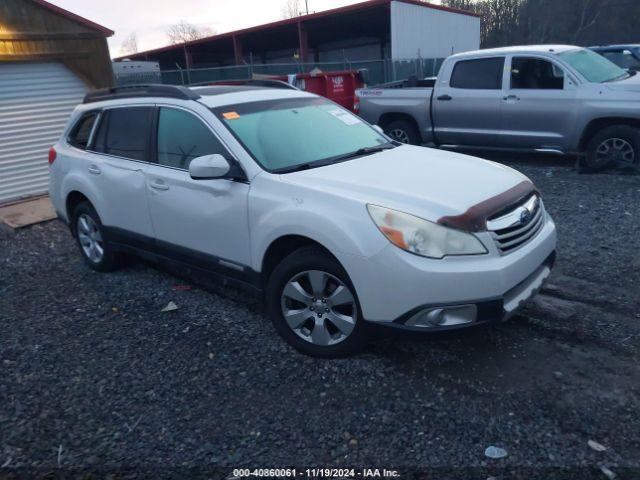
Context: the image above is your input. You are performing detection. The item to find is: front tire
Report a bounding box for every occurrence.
[384,119,421,145]
[584,125,640,173]
[72,202,124,272]
[266,247,367,358]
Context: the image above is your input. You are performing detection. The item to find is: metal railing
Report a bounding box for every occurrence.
[159,58,445,86]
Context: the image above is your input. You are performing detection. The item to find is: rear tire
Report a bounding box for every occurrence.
[266,247,367,358]
[583,125,640,173]
[384,119,421,145]
[72,202,124,272]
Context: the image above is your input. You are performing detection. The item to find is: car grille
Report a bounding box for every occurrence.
[487,194,544,254]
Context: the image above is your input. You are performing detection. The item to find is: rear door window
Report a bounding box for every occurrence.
[156,107,227,169]
[68,112,98,150]
[93,107,153,161]
[450,57,505,90]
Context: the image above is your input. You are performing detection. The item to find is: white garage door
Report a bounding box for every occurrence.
[0,62,88,204]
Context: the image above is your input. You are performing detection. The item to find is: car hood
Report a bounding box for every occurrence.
[603,71,640,92]
[280,145,531,223]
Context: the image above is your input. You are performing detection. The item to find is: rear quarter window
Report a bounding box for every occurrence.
[450,57,505,90]
[68,112,98,150]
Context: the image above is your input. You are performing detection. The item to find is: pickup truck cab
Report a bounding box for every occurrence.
[357,45,640,172]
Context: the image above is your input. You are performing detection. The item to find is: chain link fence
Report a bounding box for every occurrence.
[160,58,445,87]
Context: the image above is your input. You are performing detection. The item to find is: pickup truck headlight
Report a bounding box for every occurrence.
[367,204,487,259]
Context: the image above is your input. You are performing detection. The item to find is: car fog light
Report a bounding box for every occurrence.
[406,304,477,328]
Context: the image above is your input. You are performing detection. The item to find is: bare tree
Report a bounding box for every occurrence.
[120,32,138,55]
[571,0,600,43]
[281,0,302,18]
[166,20,215,45]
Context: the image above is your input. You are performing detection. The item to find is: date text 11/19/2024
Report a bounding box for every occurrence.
[232,468,400,478]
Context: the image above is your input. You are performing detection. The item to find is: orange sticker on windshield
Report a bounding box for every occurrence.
[223,111,240,120]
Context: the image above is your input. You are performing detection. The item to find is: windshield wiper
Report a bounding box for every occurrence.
[604,72,631,83]
[329,143,396,162]
[274,143,396,174]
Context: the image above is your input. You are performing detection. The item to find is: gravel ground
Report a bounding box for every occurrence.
[1,156,639,479]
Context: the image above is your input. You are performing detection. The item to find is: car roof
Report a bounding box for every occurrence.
[590,44,640,50]
[451,45,579,58]
[78,84,317,111]
[193,86,315,108]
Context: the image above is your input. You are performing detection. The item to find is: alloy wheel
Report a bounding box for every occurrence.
[389,128,411,144]
[280,270,357,346]
[77,214,104,263]
[596,138,635,166]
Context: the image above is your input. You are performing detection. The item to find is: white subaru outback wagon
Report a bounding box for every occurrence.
[49,84,557,357]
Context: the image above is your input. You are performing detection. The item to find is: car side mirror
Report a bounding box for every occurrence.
[373,125,384,135]
[189,154,231,180]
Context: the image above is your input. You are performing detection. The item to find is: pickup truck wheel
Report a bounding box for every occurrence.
[72,202,124,272]
[266,247,367,358]
[584,125,640,173]
[384,119,421,145]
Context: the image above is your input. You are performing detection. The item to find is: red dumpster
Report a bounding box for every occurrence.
[207,70,366,113]
[290,70,365,113]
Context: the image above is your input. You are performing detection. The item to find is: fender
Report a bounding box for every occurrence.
[61,170,106,222]
[251,204,388,274]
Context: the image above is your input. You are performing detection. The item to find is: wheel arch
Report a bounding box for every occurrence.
[579,117,640,151]
[377,112,420,131]
[66,191,91,220]
[260,235,340,283]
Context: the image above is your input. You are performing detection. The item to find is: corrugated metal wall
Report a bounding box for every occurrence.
[0,62,87,204]
[390,1,481,60]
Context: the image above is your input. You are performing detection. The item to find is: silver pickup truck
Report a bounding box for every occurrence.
[357,45,640,172]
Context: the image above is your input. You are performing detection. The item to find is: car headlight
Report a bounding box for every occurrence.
[367,204,487,259]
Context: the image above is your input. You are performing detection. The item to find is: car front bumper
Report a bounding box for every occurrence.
[346,213,557,328]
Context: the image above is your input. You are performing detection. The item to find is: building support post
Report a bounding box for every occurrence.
[233,35,244,66]
[183,46,193,84]
[297,22,309,67]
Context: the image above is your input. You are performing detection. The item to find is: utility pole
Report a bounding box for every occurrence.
[305,0,309,14]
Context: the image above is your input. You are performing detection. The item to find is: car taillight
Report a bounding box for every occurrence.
[48,146,57,165]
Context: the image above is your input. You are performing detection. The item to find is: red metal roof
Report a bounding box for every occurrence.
[115,0,479,60]
[30,0,114,37]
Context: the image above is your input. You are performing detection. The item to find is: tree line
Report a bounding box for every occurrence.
[442,0,640,48]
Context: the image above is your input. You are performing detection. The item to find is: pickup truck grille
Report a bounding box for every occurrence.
[487,195,544,254]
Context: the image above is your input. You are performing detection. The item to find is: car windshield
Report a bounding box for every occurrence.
[559,48,629,83]
[214,97,392,172]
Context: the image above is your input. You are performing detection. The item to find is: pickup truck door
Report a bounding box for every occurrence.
[500,55,580,151]
[432,56,506,147]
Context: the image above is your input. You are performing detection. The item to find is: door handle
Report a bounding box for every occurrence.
[88,165,101,175]
[150,180,169,191]
[503,95,520,101]
[437,95,452,101]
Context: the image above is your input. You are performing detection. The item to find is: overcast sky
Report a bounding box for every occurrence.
[50,0,404,57]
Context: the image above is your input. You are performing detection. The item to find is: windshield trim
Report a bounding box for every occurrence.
[211,97,391,174]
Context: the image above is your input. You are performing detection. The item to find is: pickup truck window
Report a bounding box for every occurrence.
[214,97,390,172]
[511,57,564,90]
[450,57,505,90]
[559,48,628,83]
[601,50,640,70]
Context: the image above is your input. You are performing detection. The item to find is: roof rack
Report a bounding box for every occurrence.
[200,79,298,90]
[83,84,201,104]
